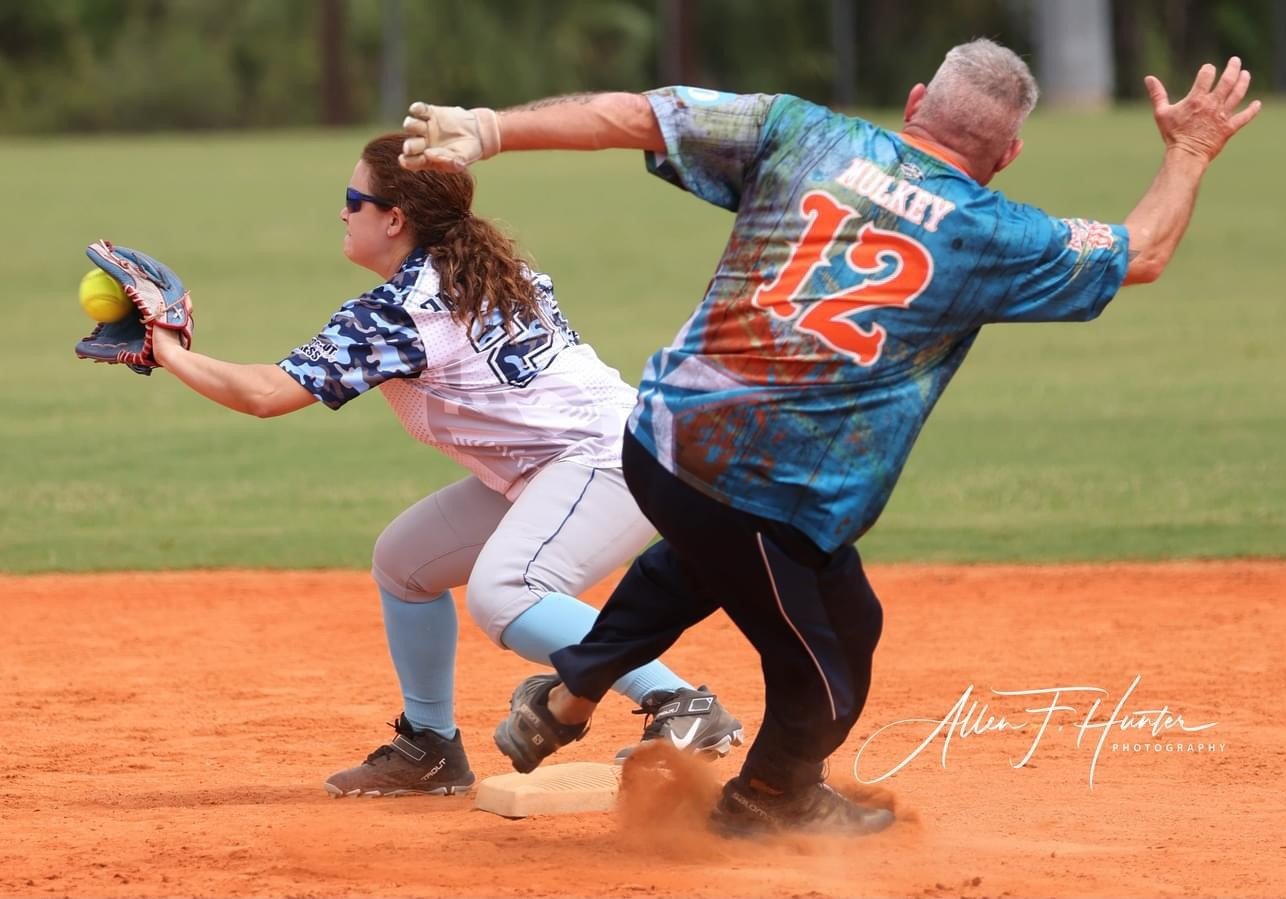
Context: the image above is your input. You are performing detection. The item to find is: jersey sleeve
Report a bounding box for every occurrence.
[277,294,428,410]
[985,205,1130,323]
[644,87,778,212]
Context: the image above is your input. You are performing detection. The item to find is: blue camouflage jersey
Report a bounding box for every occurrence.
[630,87,1130,552]
[279,248,639,499]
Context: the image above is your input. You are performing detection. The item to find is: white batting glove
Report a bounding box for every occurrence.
[400,103,502,173]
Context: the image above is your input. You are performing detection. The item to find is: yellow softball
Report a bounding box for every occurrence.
[78,268,131,323]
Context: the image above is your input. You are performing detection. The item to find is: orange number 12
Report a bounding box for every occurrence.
[752,190,934,366]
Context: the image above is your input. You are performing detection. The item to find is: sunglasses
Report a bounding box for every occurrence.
[345,186,396,213]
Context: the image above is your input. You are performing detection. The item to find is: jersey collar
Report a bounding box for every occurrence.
[897,132,973,179]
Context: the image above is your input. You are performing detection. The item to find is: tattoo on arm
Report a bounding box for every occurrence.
[504,93,601,112]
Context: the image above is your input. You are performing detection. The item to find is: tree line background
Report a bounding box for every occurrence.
[2,0,1282,134]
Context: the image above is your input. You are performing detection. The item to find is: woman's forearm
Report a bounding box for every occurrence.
[153,333,315,418]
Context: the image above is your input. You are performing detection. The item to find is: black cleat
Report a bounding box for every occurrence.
[324,714,476,798]
[493,674,589,773]
[615,685,745,763]
[709,776,895,838]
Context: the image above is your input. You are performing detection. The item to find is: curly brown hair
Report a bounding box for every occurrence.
[361,133,539,333]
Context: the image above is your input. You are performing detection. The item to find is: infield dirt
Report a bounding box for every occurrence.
[2,563,1283,898]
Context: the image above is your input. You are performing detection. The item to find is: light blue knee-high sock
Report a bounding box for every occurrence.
[500,592,688,704]
[379,587,458,738]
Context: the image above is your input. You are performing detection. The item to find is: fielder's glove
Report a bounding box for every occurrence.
[73,240,193,376]
[400,103,501,172]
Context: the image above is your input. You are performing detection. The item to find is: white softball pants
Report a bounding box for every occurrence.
[371,460,656,645]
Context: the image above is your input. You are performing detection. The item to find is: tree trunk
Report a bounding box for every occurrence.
[1032,0,1114,108]
[831,0,856,108]
[378,0,406,125]
[657,0,698,85]
[855,0,901,105]
[1111,0,1144,98]
[319,0,352,126]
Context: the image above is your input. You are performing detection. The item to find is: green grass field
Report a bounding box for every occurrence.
[1,105,1282,572]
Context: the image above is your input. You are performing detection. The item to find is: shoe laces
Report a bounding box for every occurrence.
[629,689,680,737]
[362,717,417,766]
[362,744,398,765]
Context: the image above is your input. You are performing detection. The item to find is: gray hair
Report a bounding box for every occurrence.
[914,39,1039,166]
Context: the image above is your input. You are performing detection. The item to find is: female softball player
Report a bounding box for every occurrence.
[148,133,742,797]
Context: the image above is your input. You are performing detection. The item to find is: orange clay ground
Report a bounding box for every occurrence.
[2,562,1283,898]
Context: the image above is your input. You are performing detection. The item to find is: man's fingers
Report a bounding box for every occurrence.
[1229,98,1264,133]
[1191,62,1218,95]
[1212,56,1243,102]
[403,102,434,141]
[398,150,444,171]
[1226,69,1252,109]
[1143,75,1169,110]
[399,101,484,172]
[397,148,466,174]
[422,149,467,172]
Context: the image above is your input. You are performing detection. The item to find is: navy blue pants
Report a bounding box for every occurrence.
[551,432,884,793]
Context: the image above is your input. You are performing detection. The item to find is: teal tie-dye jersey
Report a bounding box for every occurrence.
[628,87,1130,552]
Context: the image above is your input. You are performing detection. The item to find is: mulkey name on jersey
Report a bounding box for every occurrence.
[835,158,957,233]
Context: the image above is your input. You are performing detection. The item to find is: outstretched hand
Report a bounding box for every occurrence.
[399,103,501,173]
[1145,57,1262,164]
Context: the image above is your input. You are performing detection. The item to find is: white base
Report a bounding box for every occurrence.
[474,762,622,818]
